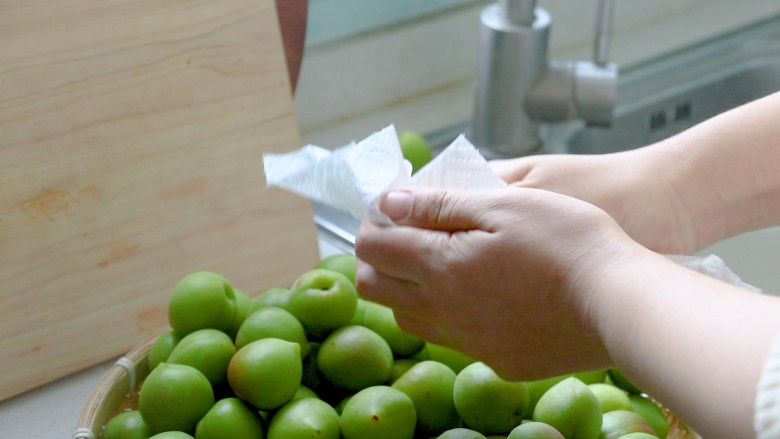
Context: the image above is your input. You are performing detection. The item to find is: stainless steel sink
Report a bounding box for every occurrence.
[543,14,780,155]
[313,14,780,292]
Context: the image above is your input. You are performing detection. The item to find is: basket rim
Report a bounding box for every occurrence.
[74,332,159,438]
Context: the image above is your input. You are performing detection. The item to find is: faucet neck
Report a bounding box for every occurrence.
[470,1,618,158]
[499,0,536,25]
[594,0,615,66]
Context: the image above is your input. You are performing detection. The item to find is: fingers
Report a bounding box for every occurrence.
[357,188,485,283]
[488,157,535,183]
[356,260,451,348]
[357,188,502,286]
[378,188,487,232]
[355,217,441,283]
[355,257,423,312]
[393,310,450,347]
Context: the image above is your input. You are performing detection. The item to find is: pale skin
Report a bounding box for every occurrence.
[355,91,780,438]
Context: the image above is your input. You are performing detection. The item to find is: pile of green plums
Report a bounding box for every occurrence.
[101,253,675,439]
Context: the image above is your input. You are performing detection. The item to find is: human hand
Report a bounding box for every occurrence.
[355,187,641,380]
[490,151,701,254]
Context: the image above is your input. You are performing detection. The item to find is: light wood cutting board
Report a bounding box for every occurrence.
[0,0,320,401]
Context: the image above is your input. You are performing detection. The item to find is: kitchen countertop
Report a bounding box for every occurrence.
[0,236,345,439]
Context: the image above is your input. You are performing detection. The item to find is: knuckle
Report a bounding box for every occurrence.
[415,190,460,229]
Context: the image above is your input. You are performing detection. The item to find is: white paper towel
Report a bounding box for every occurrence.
[263,125,506,223]
[262,124,761,293]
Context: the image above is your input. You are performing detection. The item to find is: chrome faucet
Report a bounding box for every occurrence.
[469,0,618,158]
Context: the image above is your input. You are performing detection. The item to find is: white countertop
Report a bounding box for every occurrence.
[0,237,345,439]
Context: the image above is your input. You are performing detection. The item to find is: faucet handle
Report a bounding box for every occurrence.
[524,60,617,126]
[574,61,618,127]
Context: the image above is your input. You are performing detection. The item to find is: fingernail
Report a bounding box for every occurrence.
[381,190,412,221]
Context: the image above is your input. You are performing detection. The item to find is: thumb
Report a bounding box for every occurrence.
[378,188,484,231]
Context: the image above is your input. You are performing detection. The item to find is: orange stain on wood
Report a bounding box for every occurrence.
[161,178,207,201]
[18,187,71,220]
[77,184,103,204]
[98,241,140,268]
[17,185,103,220]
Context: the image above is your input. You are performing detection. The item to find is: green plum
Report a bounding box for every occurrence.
[167,328,235,385]
[628,395,669,439]
[317,325,393,392]
[361,301,425,357]
[437,428,488,439]
[292,385,319,400]
[168,271,237,336]
[575,369,609,384]
[615,434,659,439]
[234,306,310,356]
[315,253,357,286]
[588,383,632,413]
[526,370,608,414]
[608,369,643,394]
[392,360,460,435]
[300,342,325,392]
[267,397,341,439]
[148,330,181,371]
[398,130,433,174]
[507,421,565,439]
[149,433,194,439]
[103,410,151,439]
[340,385,416,439]
[228,338,302,410]
[287,269,358,337]
[195,397,265,439]
[230,289,253,337]
[533,377,602,439]
[138,363,214,434]
[414,342,477,374]
[600,410,655,439]
[252,287,291,312]
[334,394,353,415]
[349,298,370,326]
[391,358,420,383]
[453,362,528,435]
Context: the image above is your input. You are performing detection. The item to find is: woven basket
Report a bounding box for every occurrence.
[74,333,700,439]
[72,334,156,439]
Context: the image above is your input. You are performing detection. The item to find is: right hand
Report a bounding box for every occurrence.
[489,149,702,254]
[355,186,641,380]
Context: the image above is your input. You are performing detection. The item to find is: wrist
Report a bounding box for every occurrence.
[561,228,651,363]
[631,139,726,253]
[664,139,730,250]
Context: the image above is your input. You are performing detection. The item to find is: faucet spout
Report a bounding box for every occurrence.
[469,0,618,158]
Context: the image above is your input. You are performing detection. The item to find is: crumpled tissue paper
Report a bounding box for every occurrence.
[262,125,760,293]
[263,125,506,223]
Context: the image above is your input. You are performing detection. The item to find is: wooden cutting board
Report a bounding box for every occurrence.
[0,0,319,401]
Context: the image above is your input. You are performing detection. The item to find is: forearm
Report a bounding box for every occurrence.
[588,245,780,438]
[643,91,780,249]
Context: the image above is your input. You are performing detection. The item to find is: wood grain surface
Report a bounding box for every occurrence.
[0,0,319,401]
